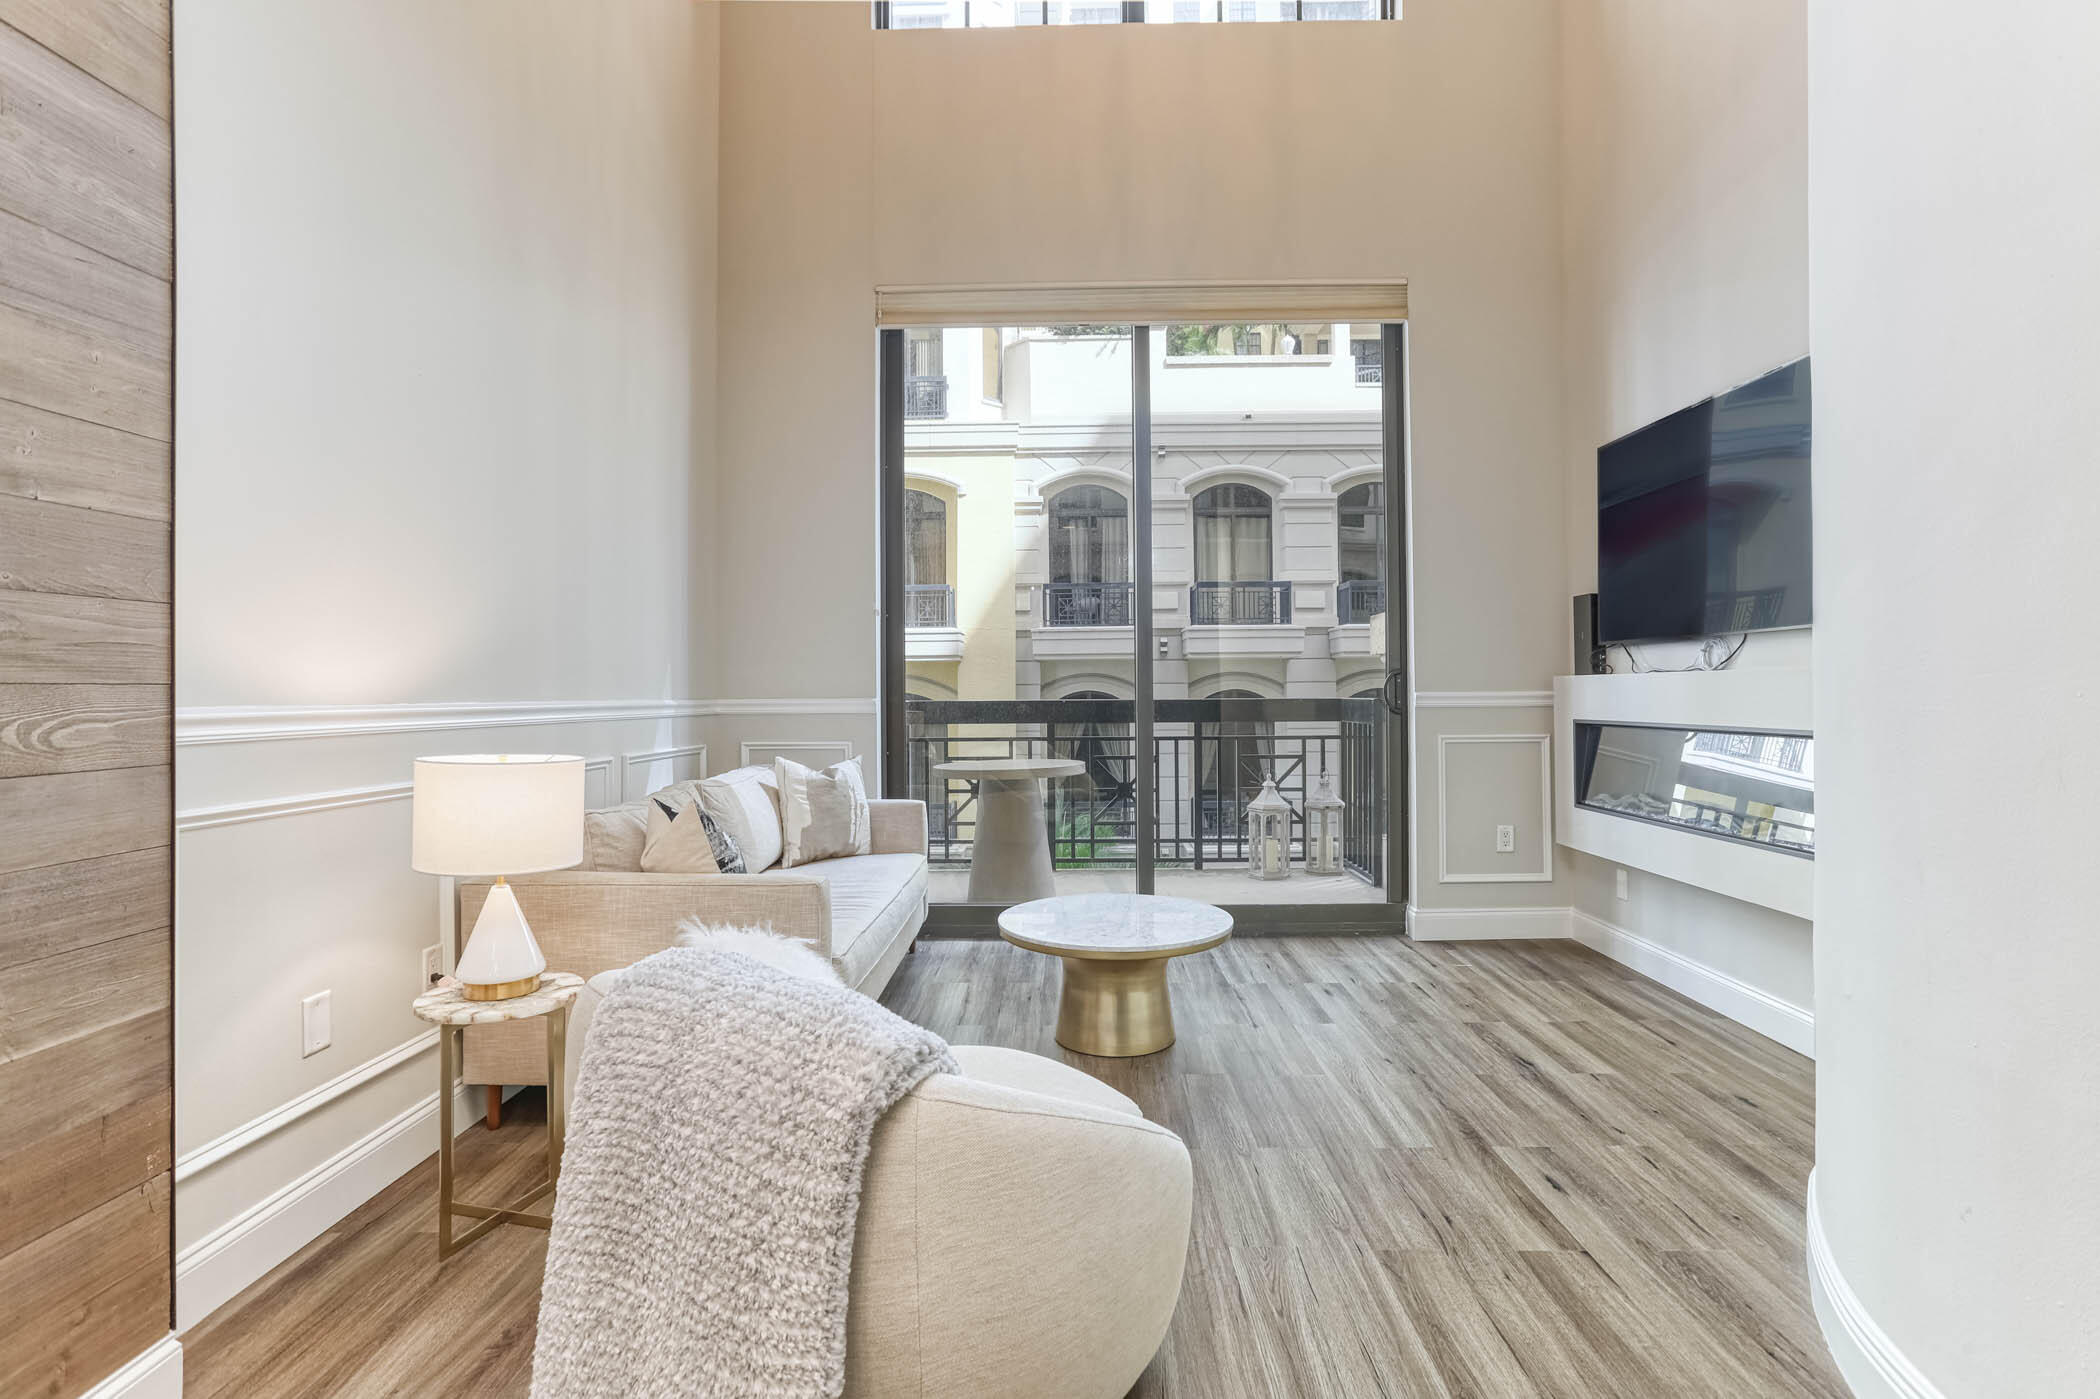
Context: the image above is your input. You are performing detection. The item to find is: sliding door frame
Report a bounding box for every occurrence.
[882,321,1410,934]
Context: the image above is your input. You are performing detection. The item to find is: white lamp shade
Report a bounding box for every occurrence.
[411,754,585,876]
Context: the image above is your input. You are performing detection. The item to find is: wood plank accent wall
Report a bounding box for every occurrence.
[0,2,174,1395]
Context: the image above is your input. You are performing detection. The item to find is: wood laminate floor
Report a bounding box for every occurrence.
[184,937,1846,1397]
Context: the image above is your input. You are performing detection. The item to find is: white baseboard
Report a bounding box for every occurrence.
[1406,903,1571,941]
[1807,1168,1947,1399]
[175,1082,490,1332]
[1569,908,1815,1058]
[80,1335,181,1399]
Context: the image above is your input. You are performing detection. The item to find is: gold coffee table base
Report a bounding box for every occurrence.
[1057,955,1177,1057]
[998,894,1233,1060]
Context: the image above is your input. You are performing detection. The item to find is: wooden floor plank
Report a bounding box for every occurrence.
[182,936,1844,1398]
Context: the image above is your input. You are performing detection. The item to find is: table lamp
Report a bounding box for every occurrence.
[412,754,585,1000]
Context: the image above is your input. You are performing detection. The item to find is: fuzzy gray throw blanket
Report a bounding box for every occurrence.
[531,947,957,1399]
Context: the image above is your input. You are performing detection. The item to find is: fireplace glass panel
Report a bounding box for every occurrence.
[1574,723,1814,857]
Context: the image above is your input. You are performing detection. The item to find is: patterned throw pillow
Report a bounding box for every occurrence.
[641,791,746,874]
[774,755,870,868]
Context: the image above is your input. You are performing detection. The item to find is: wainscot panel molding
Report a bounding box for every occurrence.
[175,781,411,833]
[1405,904,1571,942]
[175,1082,498,1332]
[1435,732,1553,884]
[173,1031,437,1183]
[1412,690,1554,709]
[1570,908,1814,1057]
[621,743,707,801]
[174,698,710,745]
[1807,1169,1945,1399]
[75,1334,180,1399]
[741,739,855,768]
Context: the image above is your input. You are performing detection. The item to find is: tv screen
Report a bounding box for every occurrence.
[1597,358,1813,644]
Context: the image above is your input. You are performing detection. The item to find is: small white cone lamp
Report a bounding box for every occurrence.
[412,754,585,1001]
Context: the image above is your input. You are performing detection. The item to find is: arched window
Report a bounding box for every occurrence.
[904,490,950,627]
[1046,485,1129,584]
[1050,689,1132,839]
[1193,483,1273,582]
[1200,688,1274,840]
[1337,482,1384,583]
[904,490,946,586]
[1336,481,1385,625]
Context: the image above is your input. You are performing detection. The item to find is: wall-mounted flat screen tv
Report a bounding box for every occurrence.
[1597,357,1812,644]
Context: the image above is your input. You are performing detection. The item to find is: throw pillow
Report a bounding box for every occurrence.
[641,791,745,874]
[774,754,870,868]
[697,769,784,872]
[674,921,840,985]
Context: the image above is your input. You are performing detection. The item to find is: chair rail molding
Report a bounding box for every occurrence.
[1807,1168,1947,1399]
[176,698,710,745]
[1412,690,1554,709]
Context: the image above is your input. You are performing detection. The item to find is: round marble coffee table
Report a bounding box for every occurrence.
[998,893,1233,1057]
[933,757,1085,903]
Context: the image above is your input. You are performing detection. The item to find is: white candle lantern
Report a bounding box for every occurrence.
[1305,772,1345,876]
[1246,777,1293,880]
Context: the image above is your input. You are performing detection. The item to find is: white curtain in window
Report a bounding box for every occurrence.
[1194,485,1272,581]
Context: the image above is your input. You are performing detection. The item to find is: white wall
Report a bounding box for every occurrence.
[715,0,1571,910]
[1555,0,1814,1022]
[172,0,719,1326]
[1807,1,2100,1393]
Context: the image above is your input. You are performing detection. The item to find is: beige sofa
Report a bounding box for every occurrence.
[458,792,929,1091]
[563,967,1191,1398]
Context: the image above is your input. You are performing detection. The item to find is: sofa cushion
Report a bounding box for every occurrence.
[947,1045,1140,1118]
[816,853,928,990]
[581,803,649,872]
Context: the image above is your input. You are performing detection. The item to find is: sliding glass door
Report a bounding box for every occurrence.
[881,322,1407,929]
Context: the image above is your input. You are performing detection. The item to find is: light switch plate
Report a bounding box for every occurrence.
[301,990,332,1057]
[1615,867,1630,901]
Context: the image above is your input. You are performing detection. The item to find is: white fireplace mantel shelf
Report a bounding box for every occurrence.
[1553,669,1814,921]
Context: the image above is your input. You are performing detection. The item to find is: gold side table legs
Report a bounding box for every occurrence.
[434,1006,568,1259]
[1055,955,1175,1058]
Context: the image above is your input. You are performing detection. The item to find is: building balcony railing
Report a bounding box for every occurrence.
[904,375,948,419]
[905,583,954,628]
[1352,342,1382,385]
[1043,581,1135,627]
[905,697,1384,884]
[1190,579,1293,625]
[1336,579,1385,626]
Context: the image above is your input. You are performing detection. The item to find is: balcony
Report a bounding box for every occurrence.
[1336,579,1385,625]
[1352,342,1382,385]
[904,375,948,419]
[1043,581,1134,627]
[907,697,1385,901]
[906,583,955,627]
[1190,579,1292,625]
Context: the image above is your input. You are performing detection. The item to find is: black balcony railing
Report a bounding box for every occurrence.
[905,697,1383,885]
[905,583,954,628]
[1190,580,1293,625]
[1043,581,1135,627]
[904,375,948,419]
[1352,341,1382,385]
[1336,579,1385,626]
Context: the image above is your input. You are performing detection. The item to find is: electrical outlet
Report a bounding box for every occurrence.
[301,990,332,1057]
[1615,867,1630,901]
[1495,824,1515,854]
[422,944,442,991]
